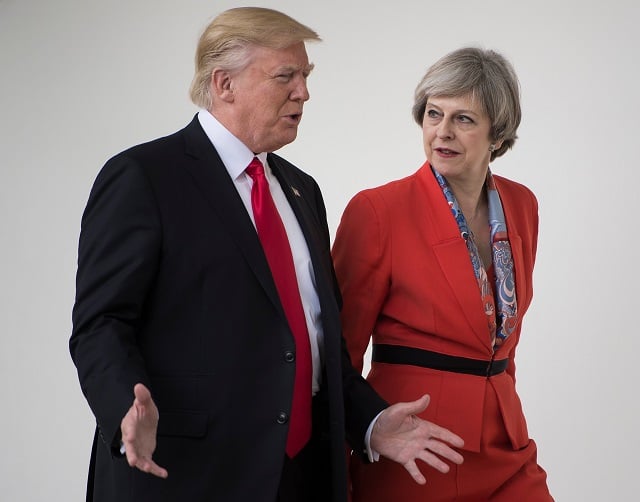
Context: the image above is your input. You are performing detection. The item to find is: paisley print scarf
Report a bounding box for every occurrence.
[433,167,517,349]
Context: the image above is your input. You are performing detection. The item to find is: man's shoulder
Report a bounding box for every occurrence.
[267,152,303,173]
[93,117,204,189]
[113,117,199,164]
[267,152,316,185]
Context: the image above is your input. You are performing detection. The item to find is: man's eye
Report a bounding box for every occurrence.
[276,73,293,82]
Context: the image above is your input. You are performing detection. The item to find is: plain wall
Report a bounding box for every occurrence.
[1,0,638,499]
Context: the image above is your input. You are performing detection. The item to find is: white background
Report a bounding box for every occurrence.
[1,0,638,499]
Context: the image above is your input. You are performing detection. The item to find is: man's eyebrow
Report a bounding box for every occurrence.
[276,63,315,74]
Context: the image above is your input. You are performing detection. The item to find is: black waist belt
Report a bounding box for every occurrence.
[372,344,508,377]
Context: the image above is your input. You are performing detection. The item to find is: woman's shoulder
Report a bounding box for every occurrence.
[493,173,537,201]
[350,165,426,205]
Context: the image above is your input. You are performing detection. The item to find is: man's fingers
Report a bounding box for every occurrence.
[427,424,465,448]
[142,460,168,479]
[126,449,138,468]
[136,457,168,479]
[133,383,152,405]
[120,384,165,478]
[394,394,431,417]
[414,393,430,411]
[416,448,454,474]
[403,460,427,485]
[424,439,464,464]
[126,449,167,478]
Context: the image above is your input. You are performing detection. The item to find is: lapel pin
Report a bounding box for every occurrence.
[291,187,301,197]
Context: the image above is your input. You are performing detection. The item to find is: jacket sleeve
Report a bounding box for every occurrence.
[331,190,393,457]
[305,179,388,455]
[70,155,160,452]
[332,191,391,373]
[506,182,539,384]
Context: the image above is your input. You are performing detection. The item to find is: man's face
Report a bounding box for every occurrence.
[223,42,313,153]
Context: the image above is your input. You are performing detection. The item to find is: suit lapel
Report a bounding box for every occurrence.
[494,177,527,315]
[268,155,334,292]
[268,154,342,373]
[179,117,284,315]
[418,165,494,350]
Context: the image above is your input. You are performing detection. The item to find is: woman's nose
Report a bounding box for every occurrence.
[436,120,453,139]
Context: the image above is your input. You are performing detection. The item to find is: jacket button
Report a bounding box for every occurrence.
[284,351,295,363]
[277,411,288,424]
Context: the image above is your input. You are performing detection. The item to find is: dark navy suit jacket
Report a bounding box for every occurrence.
[70,116,386,501]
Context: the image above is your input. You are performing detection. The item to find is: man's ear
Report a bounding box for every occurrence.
[211,68,234,103]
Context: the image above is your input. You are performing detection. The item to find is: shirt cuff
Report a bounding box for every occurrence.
[364,410,385,462]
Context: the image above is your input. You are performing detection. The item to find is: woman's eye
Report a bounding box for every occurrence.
[426,109,440,119]
[458,115,473,123]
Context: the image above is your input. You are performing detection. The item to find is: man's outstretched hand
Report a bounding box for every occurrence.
[120,383,168,479]
[371,394,464,485]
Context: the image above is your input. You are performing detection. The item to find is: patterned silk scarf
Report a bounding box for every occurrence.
[432,167,518,349]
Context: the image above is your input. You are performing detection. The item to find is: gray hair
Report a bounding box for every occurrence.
[412,47,521,161]
[189,7,321,110]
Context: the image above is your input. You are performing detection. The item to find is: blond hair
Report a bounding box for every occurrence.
[189,7,321,109]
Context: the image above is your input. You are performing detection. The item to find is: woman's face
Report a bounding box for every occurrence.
[422,93,501,184]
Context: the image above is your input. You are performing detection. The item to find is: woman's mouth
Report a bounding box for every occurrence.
[435,147,459,156]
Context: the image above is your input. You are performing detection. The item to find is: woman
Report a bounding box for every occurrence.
[332,48,553,500]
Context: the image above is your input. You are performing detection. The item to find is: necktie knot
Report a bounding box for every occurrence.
[246,157,265,180]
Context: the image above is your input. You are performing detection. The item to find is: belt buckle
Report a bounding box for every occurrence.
[486,358,494,376]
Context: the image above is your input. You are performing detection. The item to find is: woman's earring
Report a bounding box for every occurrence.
[488,144,496,152]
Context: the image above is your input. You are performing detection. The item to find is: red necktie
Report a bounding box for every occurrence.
[246,157,312,457]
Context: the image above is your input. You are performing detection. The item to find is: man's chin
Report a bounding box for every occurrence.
[266,132,298,152]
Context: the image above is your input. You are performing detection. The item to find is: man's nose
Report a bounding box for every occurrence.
[290,76,310,102]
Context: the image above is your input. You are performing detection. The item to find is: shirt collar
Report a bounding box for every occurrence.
[197,109,268,180]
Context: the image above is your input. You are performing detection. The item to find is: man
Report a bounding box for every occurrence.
[70,7,464,502]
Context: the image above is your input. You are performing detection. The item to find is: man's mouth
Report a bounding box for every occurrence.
[284,113,302,124]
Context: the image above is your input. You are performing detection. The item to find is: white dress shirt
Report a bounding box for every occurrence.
[197,109,324,394]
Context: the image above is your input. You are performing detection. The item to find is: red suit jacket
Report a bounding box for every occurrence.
[332,161,538,453]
